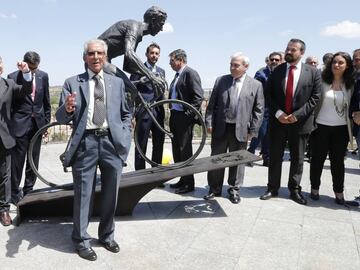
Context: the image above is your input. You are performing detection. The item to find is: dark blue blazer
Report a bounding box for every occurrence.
[8,70,51,137]
[130,64,165,103]
[168,65,203,110]
[56,72,132,166]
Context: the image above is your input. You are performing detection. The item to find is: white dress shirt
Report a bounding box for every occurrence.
[86,69,108,129]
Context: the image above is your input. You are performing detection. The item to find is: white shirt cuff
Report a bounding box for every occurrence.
[275,110,285,119]
[22,72,32,82]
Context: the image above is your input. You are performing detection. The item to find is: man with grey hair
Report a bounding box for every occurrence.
[56,39,132,261]
[168,49,204,194]
[305,55,319,68]
[0,57,32,226]
[204,52,264,203]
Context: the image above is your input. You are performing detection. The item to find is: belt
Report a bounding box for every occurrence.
[85,128,109,137]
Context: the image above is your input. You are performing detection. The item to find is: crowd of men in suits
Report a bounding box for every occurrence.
[131,37,360,210]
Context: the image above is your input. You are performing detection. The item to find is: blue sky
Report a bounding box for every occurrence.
[1,0,360,88]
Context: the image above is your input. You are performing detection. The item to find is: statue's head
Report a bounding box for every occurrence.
[144,6,167,36]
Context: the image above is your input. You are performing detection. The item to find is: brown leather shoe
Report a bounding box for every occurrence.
[0,211,12,226]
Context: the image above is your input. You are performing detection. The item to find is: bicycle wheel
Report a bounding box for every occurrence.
[134,99,207,169]
[28,121,73,188]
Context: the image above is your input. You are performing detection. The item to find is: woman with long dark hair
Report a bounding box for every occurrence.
[310,52,354,204]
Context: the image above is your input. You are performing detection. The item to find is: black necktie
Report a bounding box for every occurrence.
[225,78,241,121]
[92,74,106,126]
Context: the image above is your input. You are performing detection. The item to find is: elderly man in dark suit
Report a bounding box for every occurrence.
[8,51,51,204]
[0,57,32,226]
[56,39,132,261]
[168,49,204,194]
[260,38,321,205]
[204,52,264,203]
[130,43,165,173]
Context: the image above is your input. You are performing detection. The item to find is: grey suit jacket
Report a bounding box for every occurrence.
[55,72,132,167]
[205,74,264,142]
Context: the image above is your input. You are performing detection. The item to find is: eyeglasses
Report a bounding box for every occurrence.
[86,51,105,57]
[28,64,38,71]
[270,58,280,62]
[230,63,242,68]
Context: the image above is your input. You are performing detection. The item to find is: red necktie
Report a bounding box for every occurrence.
[285,65,295,114]
[31,75,36,101]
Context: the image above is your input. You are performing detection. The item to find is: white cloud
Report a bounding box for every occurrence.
[161,22,174,34]
[0,13,17,19]
[321,20,360,38]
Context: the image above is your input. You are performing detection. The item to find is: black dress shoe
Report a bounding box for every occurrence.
[175,185,194,194]
[169,181,183,189]
[203,192,221,200]
[229,193,241,204]
[290,191,307,205]
[310,192,320,201]
[260,190,278,200]
[100,240,120,253]
[335,197,345,205]
[77,247,97,261]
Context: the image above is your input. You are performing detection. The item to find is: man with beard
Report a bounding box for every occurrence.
[260,39,321,205]
[98,6,167,104]
[130,43,165,182]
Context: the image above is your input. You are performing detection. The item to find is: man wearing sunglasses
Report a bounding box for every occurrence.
[248,52,282,167]
[8,51,50,205]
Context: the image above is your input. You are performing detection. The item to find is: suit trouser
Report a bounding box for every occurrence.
[11,119,42,197]
[134,110,165,170]
[0,140,11,212]
[310,124,348,193]
[268,124,308,192]
[169,111,195,187]
[207,124,247,194]
[248,108,269,160]
[71,133,123,250]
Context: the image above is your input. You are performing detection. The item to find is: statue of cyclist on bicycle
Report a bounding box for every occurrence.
[98,6,167,101]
